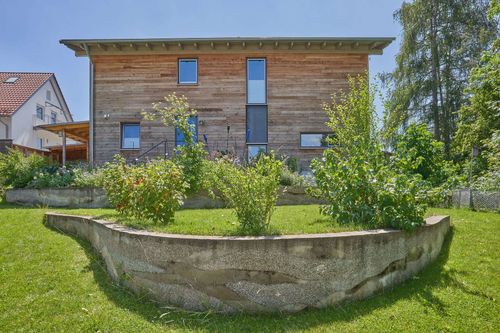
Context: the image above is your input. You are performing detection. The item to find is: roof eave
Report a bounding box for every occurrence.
[60,37,395,57]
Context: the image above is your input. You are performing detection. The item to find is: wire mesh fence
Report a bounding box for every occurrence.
[451,189,500,211]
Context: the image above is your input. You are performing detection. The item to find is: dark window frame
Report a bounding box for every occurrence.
[178,58,199,85]
[246,105,268,144]
[36,105,45,120]
[299,132,335,149]
[50,111,57,124]
[246,58,267,105]
[120,122,141,150]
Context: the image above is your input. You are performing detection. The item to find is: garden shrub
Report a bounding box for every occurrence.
[473,130,500,191]
[27,166,75,189]
[279,167,304,187]
[101,156,188,224]
[392,124,449,186]
[142,93,206,194]
[0,148,48,189]
[72,167,105,188]
[311,73,427,231]
[207,154,283,235]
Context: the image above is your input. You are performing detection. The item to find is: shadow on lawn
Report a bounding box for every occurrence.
[46,223,465,332]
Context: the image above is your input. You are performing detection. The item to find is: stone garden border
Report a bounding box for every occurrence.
[44,212,450,313]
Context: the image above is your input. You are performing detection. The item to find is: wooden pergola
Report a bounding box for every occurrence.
[35,121,89,164]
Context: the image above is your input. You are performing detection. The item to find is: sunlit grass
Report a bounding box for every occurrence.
[0,204,498,332]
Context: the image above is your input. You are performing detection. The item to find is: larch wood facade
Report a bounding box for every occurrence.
[91,52,368,166]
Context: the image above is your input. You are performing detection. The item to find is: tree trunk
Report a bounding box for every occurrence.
[430,1,441,141]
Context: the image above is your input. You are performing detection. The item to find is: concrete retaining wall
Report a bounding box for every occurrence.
[7,186,322,209]
[6,188,108,208]
[45,212,450,313]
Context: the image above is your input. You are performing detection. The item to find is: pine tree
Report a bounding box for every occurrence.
[383,0,498,155]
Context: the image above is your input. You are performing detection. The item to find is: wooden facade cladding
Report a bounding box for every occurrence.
[91,52,368,165]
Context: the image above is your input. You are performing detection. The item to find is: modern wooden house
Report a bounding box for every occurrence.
[61,37,393,167]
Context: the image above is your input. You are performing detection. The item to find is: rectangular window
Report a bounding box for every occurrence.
[248,145,267,160]
[46,90,51,101]
[36,105,44,120]
[178,59,198,84]
[246,105,268,144]
[247,59,266,104]
[175,116,198,146]
[121,123,140,149]
[50,112,57,124]
[300,133,333,148]
[38,138,43,149]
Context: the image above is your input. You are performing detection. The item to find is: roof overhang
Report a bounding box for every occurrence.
[60,37,395,57]
[35,120,89,143]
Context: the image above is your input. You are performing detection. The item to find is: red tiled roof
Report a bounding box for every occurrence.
[0,72,53,116]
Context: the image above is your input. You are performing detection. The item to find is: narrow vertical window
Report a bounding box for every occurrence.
[50,112,57,124]
[121,123,140,149]
[178,59,198,84]
[247,59,266,104]
[246,105,268,144]
[46,90,51,101]
[36,105,44,120]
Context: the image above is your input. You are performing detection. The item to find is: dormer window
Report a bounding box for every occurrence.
[3,77,18,83]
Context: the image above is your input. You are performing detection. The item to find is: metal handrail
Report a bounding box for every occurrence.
[132,139,169,163]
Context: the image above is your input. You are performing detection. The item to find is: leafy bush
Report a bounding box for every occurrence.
[311,74,427,231]
[72,167,104,188]
[143,93,206,194]
[207,154,283,234]
[473,130,500,191]
[279,168,304,187]
[174,142,207,194]
[27,167,75,189]
[101,156,188,224]
[0,148,48,189]
[392,124,449,186]
[284,156,299,173]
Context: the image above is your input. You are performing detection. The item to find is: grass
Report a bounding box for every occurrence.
[0,203,498,332]
[52,205,363,236]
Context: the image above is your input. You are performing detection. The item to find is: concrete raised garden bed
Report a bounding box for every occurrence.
[44,212,450,313]
[7,186,322,209]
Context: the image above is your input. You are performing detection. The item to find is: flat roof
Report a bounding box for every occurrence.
[60,37,395,57]
[35,121,89,143]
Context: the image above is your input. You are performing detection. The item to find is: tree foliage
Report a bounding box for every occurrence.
[392,124,448,186]
[383,0,498,154]
[207,154,283,235]
[142,93,206,194]
[454,3,499,156]
[311,74,427,232]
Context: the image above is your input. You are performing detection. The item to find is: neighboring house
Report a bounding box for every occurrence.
[0,72,73,152]
[61,37,393,167]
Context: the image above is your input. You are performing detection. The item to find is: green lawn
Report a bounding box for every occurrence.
[0,204,499,332]
[52,205,364,236]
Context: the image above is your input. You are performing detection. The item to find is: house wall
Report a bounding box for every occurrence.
[92,53,368,167]
[0,117,10,139]
[11,80,71,150]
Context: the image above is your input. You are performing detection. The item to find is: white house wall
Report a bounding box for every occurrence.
[11,80,73,149]
[0,117,10,139]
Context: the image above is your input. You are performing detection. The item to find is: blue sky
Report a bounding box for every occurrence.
[0,0,402,121]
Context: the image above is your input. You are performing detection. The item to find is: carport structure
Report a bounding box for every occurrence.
[35,121,89,164]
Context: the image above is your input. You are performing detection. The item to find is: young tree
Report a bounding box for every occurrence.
[383,0,497,154]
[311,74,427,232]
[142,93,206,194]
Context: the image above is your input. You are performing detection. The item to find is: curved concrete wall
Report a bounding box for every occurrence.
[45,213,450,313]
